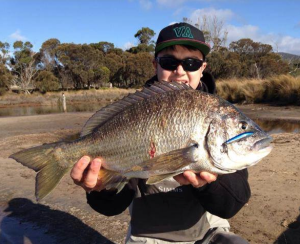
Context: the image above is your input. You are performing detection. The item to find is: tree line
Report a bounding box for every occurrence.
[0,22,291,94]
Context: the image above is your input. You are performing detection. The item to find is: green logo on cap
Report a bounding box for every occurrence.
[173,27,194,39]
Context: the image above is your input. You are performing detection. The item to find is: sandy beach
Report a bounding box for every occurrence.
[0,105,300,244]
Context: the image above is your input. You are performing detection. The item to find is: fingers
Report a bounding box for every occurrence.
[199,171,218,184]
[174,171,218,188]
[84,158,102,190]
[70,156,103,192]
[70,156,91,184]
[173,174,190,185]
[183,171,207,188]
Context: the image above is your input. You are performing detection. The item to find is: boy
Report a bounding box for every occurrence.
[71,22,250,244]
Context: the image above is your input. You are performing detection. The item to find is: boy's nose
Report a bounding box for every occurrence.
[175,64,185,75]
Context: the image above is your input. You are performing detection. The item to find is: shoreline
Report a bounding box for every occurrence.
[2,102,300,120]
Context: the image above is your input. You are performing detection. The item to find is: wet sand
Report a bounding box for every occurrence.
[0,106,300,244]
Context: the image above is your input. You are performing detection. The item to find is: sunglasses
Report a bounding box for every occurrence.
[156,57,204,72]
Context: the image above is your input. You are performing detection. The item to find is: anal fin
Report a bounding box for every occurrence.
[146,172,180,185]
[98,168,128,193]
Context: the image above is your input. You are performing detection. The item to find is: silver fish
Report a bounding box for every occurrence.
[10,81,273,200]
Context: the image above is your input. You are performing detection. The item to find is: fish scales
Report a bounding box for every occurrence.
[85,89,205,172]
[9,81,273,200]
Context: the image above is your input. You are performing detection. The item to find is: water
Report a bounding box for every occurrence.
[254,119,300,134]
[0,104,299,134]
[0,103,103,117]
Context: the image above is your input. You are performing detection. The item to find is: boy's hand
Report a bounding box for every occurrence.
[174,171,217,188]
[70,156,103,192]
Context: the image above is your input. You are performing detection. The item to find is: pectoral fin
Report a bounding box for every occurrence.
[140,144,199,176]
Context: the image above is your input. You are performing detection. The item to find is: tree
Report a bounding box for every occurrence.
[55,43,104,89]
[105,52,123,86]
[124,52,154,87]
[259,53,289,78]
[127,43,155,54]
[98,66,110,86]
[206,47,228,79]
[0,63,13,94]
[35,70,60,93]
[0,42,12,94]
[10,41,38,94]
[229,38,288,79]
[128,27,156,54]
[90,41,114,55]
[39,38,61,71]
[183,15,228,51]
[134,27,155,45]
[108,48,124,56]
[0,42,10,64]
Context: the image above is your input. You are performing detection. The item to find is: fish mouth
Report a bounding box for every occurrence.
[214,164,237,173]
[253,137,273,151]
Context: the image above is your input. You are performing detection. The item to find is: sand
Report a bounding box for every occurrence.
[0,106,300,244]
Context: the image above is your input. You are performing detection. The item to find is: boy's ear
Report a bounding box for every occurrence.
[202,62,207,71]
[152,59,157,71]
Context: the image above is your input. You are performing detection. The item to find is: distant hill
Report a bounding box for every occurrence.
[278,52,300,62]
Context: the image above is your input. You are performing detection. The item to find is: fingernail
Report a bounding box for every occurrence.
[82,156,90,163]
[93,158,101,167]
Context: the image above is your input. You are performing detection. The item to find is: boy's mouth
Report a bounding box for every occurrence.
[171,80,189,85]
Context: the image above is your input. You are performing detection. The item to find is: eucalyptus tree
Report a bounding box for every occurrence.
[39,38,61,72]
[0,41,10,64]
[124,52,154,87]
[134,27,155,45]
[90,41,115,55]
[0,42,12,92]
[35,70,60,93]
[229,38,289,78]
[0,63,12,94]
[55,43,104,89]
[10,41,39,93]
[105,51,124,86]
[128,27,155,54]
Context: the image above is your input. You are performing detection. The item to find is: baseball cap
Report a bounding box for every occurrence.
[155,22,211,56]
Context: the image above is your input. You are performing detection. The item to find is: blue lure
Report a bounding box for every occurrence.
[224,132,254,145]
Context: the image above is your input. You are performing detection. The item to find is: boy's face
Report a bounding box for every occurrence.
[154,45,207,90]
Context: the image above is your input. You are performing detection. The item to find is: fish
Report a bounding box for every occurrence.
[10,81,273,200]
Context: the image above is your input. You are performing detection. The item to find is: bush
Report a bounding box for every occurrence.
[216,75,300,105]
[0,87,7,95]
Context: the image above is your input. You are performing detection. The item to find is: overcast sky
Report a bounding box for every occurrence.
[1,0,300,55]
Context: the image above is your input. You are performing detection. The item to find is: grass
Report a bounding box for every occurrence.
[1,75,300,107]
[216,75,300,105]
[0,88,136,107]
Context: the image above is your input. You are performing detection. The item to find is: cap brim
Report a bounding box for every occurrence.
[155,40,210,56]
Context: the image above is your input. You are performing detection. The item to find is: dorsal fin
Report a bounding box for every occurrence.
[80,81,191,137]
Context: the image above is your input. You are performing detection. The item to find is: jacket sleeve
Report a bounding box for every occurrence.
[86,184,136,216]
[193,169,251,219]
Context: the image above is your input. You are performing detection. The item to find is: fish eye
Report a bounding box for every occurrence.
[239,121,248,130]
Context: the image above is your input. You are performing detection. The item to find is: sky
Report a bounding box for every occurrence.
[1,0,300,55]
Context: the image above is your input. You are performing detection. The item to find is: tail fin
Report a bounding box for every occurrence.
[9,142,69,201]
